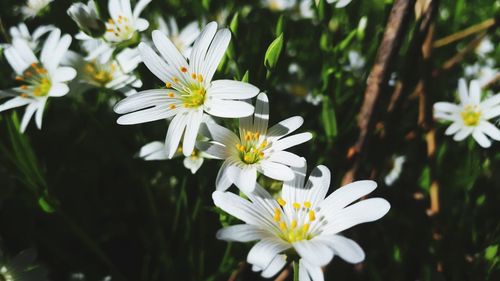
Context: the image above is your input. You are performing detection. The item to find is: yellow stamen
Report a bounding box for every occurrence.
[308,210,316,221]
[293,202,300,210]
[165,82,172,88]
[277,198,286,206]
[291,220,297,229]
[197,74,203,82]
[169,104,177,109]
[279,221,287,230]
[180,66,187,72]
[304,201,311,209]
[168,92,175,98]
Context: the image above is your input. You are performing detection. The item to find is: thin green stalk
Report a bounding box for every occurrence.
[293,261,299,281]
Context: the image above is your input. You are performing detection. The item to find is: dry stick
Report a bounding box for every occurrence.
[432,18,496,48]
[228,261,246,281]
[274,264,291,281]
[342,0,413,185]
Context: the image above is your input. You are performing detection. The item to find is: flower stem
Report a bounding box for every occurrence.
[292,261,299,281]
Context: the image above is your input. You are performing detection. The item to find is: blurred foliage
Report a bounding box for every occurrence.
[0,0,500,280]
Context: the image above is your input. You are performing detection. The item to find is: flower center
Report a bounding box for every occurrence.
[105,15,134,41]
[273,199,317,243]
[235,130,268,164]
[182,88,206,108]
[460,105,482,126]
[165,67,209,109]
[16,63,51,98]
[85,61,115,86]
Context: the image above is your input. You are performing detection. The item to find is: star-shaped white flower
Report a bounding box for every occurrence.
[20,0,53,19]
[213,160,390,280]
[0,29,76,132]
[157,17,201,58]
[114,21,260,158]
[198,92,312,192]
[4,23,55,51]
[434,79,500,148]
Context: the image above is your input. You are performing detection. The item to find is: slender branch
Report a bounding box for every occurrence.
[432,18,496,48]
[274,264,291,281]
[228,261,246,281]
[342,0,413,184]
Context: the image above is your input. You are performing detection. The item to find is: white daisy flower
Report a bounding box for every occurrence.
[20,0,53,19]
[213,161,390,280]
[434,79,500,148]
[4,23,55,51]
[198,92,312,192]
[114,21,260,158]
[0,29,76,132]
[327,0,353,8]
[139,141,210,174]
[76,0,151,62]
[67,1,105,37]
[157,17,201,58]
[384,155,406,186]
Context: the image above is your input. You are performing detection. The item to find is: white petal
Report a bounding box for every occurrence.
[444,122,462,135]
[335,0,353,8]
[53,67,77,82]
[45,34,72,72]
[433,102,460,114]
[322,198,390,235]
[293,239,334,266]
[458,78,468,104]
[183,156,204,174]
[299,259,312,281]
[204,99,255,118]
[196,142,227,159]
[133,0,151,19]
[212,190,272,226]
[266,151,303,167]
[5,46,30,74]
[215,160,233,191]
[231,165,257,193]
[199,120,239,145]
[483,106,500,119]
[216,224,267,242]
[453,126,474,141]
[247,238,290,269]
[12,38,37,65]
[318,235,365,264]
[259,161,294,181]
[480,93,500,109]
[303,165,331,205]
[206,80,260,100]
[139,141,169,160]
[300,259,324,281]
[152,30,188,74]
[40,29,61,68]
[469,80,481,105]
[201,28,231,83]
[0,97,31,112]
[253,93,269,137]
[190,22,218,77]
[138,43,170,82]
[165,112,189,158]
[281,159,308,205]
[267,116,305,140]
[35,98,47,129]
[114,89,172,114]
[48,83,69,97]
[182,109,204,156]
[20,103,37,133]
[270,132,313,152]
[261,254,287,278]
[472,129,491,148]
[320,180,378,217]
[478,121,500,141]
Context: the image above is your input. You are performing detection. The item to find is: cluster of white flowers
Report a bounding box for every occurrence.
[2,0,498,280]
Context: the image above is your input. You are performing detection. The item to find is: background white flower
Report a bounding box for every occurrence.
[434,79,500,148]
[20,0,53,19]
[198,92,312,192]
[327,0,353,8]
[0,29,76,132]
[4,23,55,51]
[384,155,406,186]
[157,17,201,58]
[213,161,390,280]
[114,22,260,158]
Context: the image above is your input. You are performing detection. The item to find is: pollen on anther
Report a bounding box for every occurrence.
[277,198,286,206]
[168,92,175,97]
[293,202,301,210]
[291,220,297,229]
[308,210,316,221]
[304,201,312,209]
[15,76,24,81]
[180,67,188,73]
[20,85,28,90]
[165,82,172,88]
[173,77,179,83]
[279,221,287,230]
[169,104,177,109]
[197,74,203,82]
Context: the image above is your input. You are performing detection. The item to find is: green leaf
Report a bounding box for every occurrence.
[241,70,249,83]
[321,96,338,138]
[419,166,430,191]
[275,15,285,36]
[229,12,239,37]
[38,197,56,213]
[264,34,284,71]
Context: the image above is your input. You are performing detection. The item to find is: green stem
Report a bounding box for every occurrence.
[293,261,299,281]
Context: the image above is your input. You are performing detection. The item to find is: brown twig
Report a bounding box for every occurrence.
[274,264,291,281]
[228,261,247,281]
[342,0,413,185]
[432,18,496,48]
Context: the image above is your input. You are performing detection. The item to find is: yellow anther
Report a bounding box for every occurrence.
[169,104,177,109]
[173,76,179,83]
[302,223,310,233]
[254,132,260,139]
[168,92,175,97]
[20,93,28,98]
[308,210,316,221]
[279,221,287,230]
[293,202,301,210]
[304,201,311,208]
[197,74,203,82]
[30,63,37,68]
[291,220,297,229]
[244,155,251,162]
[259,140,268,148]
[108,19,114,24]
[15,76,24,81]
[277,198,286,206]
[191,73,197,79]
[165,82,172,88]
[259,152,264,158]
[180,66,187,73]
[273,209,281,221]
[20,85,28,90]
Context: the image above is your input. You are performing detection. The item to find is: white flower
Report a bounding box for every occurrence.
[213,161,390,280]
[157,17,201,58]
[198,92,312,192]
[464,60,498,88]
[263,0,296,11]
[476,37,494,57]
[384,155,406,186]
[434,79,500,148]
[0,250,48,281]
[67,1,105,37]
[0,29,76,132]
[20,0,53,19]
[327,0,353,8]
[305,93,322,106]
[5,23,54,50]
[114,22,260,158]
[75,0,151,62]
[139,141,210,174]
[344,50,366,73]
